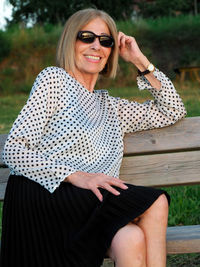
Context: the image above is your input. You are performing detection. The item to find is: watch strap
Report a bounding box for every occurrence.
[137,69,150,76]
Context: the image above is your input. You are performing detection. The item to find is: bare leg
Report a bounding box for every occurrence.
[107,223,146,267]
[136,194,169,267]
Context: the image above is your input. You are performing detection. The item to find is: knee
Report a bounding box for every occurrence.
[109,223,145,260]
[150,194,169,222]
[157,194,169,212]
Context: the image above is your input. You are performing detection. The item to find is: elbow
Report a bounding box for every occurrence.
[174,107,187,122]
[2,142,15,169]
[179,106,187,120]
[2,146,11,167]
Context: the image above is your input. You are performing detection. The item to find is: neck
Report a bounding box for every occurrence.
[69,70,98,93]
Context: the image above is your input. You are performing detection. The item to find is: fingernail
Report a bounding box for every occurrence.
[116,192,120,195]
[123,185,128,189]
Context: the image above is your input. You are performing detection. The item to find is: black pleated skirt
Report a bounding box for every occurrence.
[0,174,170,267]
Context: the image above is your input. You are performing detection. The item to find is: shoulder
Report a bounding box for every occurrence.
[36,66,68,81]
[29,66,69,98]
[37,66,81,90]
[32,66,70,91]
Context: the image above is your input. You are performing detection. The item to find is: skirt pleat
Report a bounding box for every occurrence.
[0,174,170,267]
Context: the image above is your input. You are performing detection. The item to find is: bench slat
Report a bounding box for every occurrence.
[124,117,200,155]
[0,134,7,167]
[120,150,200,187]
[0,169,10,200]
[1,149,200,197]
[0,183,7,201]
[167,225,200,254]
[1,117,200,166]
[1,149,200,200]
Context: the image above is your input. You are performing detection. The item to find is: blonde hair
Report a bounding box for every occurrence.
[56,8,118,78]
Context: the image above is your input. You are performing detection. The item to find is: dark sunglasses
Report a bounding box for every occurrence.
[77,31,114,48]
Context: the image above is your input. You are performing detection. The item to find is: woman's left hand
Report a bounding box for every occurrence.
[118,31,143,65]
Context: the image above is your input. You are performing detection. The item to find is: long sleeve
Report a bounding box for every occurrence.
[109,68,186,135]
[2,67,76,193]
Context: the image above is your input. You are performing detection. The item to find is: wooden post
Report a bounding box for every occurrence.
[194,0,198,15]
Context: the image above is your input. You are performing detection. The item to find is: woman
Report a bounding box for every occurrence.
[1,8,186,267]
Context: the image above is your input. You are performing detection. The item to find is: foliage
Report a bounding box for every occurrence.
[7,0,134,26]
[0,30,11,62]
[137,0,199,18]
[137,15,200,75]
[1,14,200,95]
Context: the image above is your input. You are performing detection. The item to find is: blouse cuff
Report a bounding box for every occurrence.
[136,68,164,91]
[49,165,77,193]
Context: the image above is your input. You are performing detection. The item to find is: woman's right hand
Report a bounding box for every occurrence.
[64,171,128,202]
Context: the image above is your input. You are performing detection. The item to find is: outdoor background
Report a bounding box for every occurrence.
[0,0,200,266]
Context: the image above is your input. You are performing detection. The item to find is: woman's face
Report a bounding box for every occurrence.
[74,18,112,76]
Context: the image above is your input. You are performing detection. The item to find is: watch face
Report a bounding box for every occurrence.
[148,64,155,72]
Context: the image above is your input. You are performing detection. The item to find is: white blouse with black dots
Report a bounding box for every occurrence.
[2,66,186,193]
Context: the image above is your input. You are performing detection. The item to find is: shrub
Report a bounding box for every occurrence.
[1,14,200,95]
[0,31,11,62]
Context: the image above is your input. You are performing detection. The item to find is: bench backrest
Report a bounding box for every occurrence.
[1,117,200,200]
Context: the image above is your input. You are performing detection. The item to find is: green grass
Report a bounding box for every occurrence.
[0,94,28,134]
[0,81,200,266]
[167,254,200,267]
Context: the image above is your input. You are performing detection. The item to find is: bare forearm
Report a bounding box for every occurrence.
[130,53,161,90]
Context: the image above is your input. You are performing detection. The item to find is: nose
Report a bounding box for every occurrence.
[90,37,101,50]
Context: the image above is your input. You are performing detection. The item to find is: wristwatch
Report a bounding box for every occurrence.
[138,63,155,76]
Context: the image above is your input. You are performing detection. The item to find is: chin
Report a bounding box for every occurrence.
[84,68,102,75]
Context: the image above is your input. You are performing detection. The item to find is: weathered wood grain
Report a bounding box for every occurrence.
[167,225,200,254]
[1,117,200,165]
[123,116,200,155]
[0,182,7,201]
[0,134,7,166]
[0,168,10,183]
[119,150,200,187]
[102,259,113,267]
[0,168,10,200]
[1,150,200,193]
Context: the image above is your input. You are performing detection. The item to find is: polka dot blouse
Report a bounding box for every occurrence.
[3,66,186,193]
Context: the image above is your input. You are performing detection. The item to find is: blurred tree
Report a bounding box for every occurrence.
[7,0,134,26]
[137,0,200,18]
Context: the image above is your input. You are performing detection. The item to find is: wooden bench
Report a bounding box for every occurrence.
[174,66,200,84]
[0,117,200,267]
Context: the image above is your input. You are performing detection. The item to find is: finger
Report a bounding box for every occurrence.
[125,36,133,45]
[118,31,124,46]
[120,180,129,184]
[108,177,128,184]
[104,176,127,186]
[108,179,128,189]
[101,174,126,184]
[117,182,128,189]
[92,187,103,202]
[118,33,125,48]
[120,35,126,49]
[103,183,121,195]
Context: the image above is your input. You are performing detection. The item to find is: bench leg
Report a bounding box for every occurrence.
[193,70,200,83]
